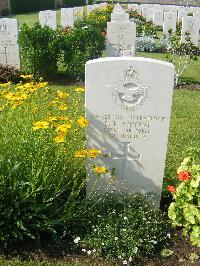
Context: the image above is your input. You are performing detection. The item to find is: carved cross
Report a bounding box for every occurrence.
[111,142,140,179]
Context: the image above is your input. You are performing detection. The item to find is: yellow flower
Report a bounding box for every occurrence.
[58,104,68,111]
[0,81,12,87]
[75,87,85,94]
[57,90,69,99]
[20,74,33,80]
[77,116,89,128]
[54,133,66,143]
[74,150,87,158]
[93,166,108,174]
[87,149,101,158]
[55,123,71,134]
[33,121,49,130]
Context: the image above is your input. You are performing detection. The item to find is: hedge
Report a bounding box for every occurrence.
[62,0,93,7]
[10,0,55,14]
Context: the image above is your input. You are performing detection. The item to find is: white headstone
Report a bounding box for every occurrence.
[0,18,20,69]
[153,10,163,26]
[107,4,136,57]
[39,10,57,30]
[73,6,84,22]
[178,9,187,21]
[86,57,175,206]
[87,5,96,14]
[146,8,154,22]
[61,8,74,28]
[181,16,199,46]
[142,7,148,18]
[163,12,177,35]
[128,4,138,11]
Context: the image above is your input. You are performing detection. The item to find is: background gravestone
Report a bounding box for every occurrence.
[73,6,84,22]
[61,8,74,28]
[163,12,177,35]
[106,4,136,57]
[0,18,20,69]
[153,10,164,26]
[181,16,199,46]
[39,10,57,30]
[86,57,175,206]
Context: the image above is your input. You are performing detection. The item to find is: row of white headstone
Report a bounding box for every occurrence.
[0,3,199,72]
[106,4,200,56]
[39,2,108,30]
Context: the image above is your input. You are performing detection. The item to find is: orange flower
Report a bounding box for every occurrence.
[167,185,176,193]
[178,171,191,181]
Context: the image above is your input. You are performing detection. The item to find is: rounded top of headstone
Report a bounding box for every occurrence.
[111,3,129,22]
[113,3,124,13]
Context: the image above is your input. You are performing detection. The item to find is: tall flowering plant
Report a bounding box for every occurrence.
[168,148,200,247]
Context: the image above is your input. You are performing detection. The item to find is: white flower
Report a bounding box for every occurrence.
[87,250,92,255]
[93,249,96,253]
[134,247,138,254]
[167,233,171,238]
[122,260,127,265]
[114,237,118,240]
[124,216,128,220]
[74,236,80,244]
[82,248,86,252]
[129,257,133,262]
[82,26,89,29]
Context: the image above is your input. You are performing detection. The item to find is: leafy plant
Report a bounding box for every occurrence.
[18,23,63,78]
[168,148,200,247]
[62,26,105,80]
[76,193,170,264]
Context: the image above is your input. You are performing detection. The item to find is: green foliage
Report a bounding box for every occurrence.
[10,0,55,14]
[62,26,105,80]
[0,81,86,247]
[168,148,200,247]
[77,193,170,264]
[62,0,88,7]
[128,10,157,38]
[18,23,63,78]
[18,22,105,80]
[75,5,113,32]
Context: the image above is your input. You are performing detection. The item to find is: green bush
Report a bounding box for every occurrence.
[18,23,63,78]
[76,193,170,264]
[62,26,105,80]
[10,0,55,14]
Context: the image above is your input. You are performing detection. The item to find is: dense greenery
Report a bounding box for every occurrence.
[10,0,55,14]
[19,23,105,79]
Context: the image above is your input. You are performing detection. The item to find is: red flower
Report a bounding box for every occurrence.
[178,171,191,181]
[167,185,176,193]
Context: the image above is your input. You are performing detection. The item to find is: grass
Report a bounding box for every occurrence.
[137,52,200,84]
[165,89,200,180]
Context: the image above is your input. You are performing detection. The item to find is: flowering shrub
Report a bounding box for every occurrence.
[168,148,200,247]
[136,37,168,53]
[76,193,170,264]
[0,78,91,246]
